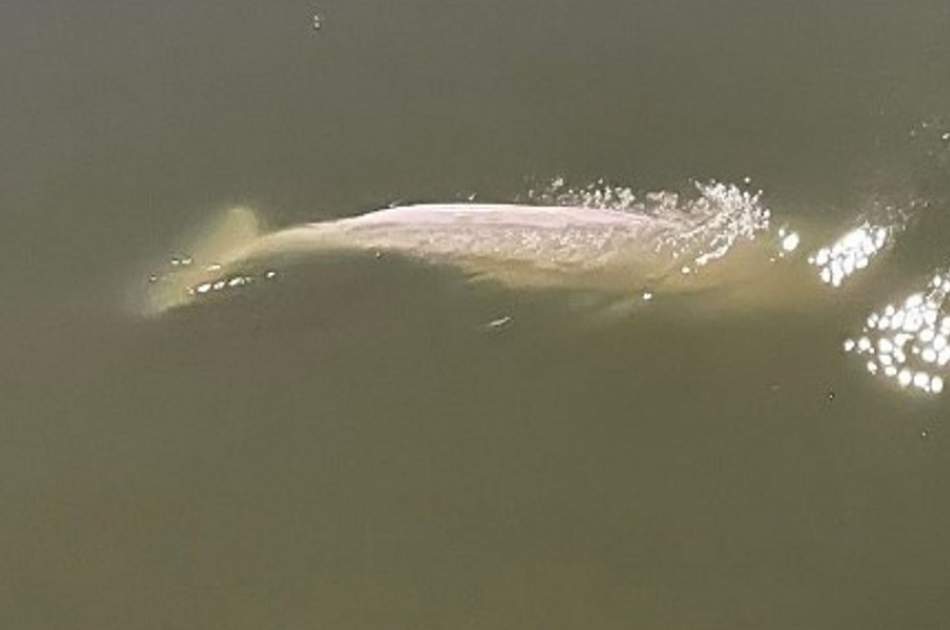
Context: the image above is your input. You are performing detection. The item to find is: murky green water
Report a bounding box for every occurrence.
[4,1,950,628]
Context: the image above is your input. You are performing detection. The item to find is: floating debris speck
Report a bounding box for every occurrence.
[485,315,513,330]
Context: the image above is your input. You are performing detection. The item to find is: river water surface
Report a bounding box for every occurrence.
[4,1,950,628]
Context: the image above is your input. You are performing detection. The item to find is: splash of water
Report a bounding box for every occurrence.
[524,177,774,276]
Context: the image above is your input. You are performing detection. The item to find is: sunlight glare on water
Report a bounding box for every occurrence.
[845,269,950,395]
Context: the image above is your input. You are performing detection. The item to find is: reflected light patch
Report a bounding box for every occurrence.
[148,255,278,308]
[844,268,950,395]
[781,231,800,252]
[809,223,889,288]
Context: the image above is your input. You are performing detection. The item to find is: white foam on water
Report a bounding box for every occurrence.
[524,178,776,272]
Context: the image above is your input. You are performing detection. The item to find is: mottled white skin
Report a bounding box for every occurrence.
[235,204,689,289]
[147,203,828,314]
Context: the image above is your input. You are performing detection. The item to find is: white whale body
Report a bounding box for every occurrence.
[240,203,694,283]
[142,183,833,315]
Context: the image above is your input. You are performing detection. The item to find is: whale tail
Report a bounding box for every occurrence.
[140,206,265,315]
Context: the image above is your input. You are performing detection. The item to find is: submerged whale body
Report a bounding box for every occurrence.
[142,183,822,315]
[135,149,950,397]
[141,189,943,395]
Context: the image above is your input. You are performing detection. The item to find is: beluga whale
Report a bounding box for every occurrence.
[142,181,835,316]
[146,170,939,323]
[134,122,950,398]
